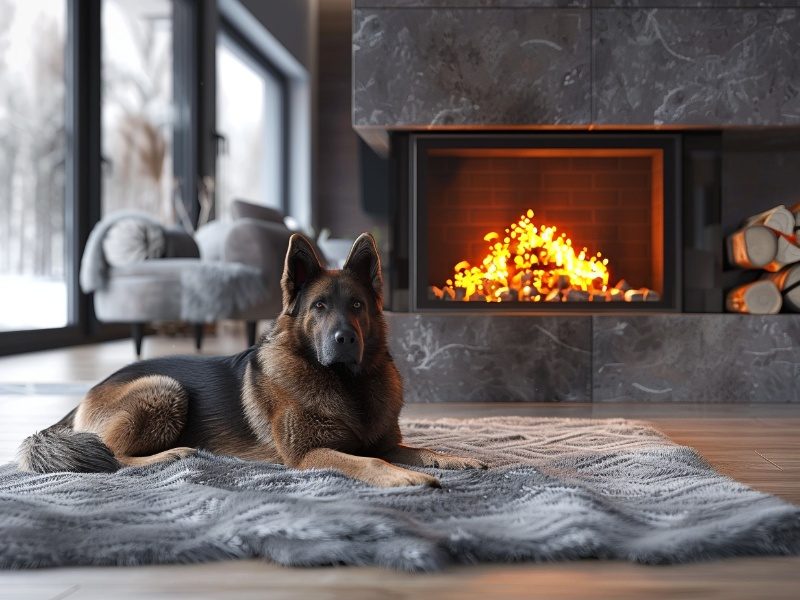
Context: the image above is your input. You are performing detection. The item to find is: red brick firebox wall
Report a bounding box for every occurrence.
[425,154,660,293]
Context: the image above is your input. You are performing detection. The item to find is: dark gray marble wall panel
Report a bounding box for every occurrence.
[386,313,592,402]
[355,1,588,7]
[353,8,591,127]
[593,1,800,7]
[356,1,800,7]
[593,8,800,125]
[593,315,800,402]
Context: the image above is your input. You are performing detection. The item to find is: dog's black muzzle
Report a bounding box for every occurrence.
[321,325,364,369]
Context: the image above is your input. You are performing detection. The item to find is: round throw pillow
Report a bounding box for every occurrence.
[102,218,166,266]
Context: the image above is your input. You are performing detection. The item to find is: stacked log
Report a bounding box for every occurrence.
[726,204,800,314]
[726,280,783,315]
[765,263,800,312]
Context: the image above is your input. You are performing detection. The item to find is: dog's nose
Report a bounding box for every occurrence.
[323,326,363,368]
[334,329,357,345]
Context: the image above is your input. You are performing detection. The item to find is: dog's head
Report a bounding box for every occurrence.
[280,232,385,373]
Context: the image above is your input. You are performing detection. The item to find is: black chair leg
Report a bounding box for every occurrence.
[246,321,258,347]
[193,324,204,352]
[131,323,144,359]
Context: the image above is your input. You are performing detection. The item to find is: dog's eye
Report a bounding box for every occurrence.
[314,301,326,310]
[352,300,362,309]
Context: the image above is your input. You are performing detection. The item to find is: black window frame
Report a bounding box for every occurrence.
[174,0,200,226]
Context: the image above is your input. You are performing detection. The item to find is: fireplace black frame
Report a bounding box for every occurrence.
[404,132,683,312]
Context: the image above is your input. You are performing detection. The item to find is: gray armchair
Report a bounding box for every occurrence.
[80,211,292,356]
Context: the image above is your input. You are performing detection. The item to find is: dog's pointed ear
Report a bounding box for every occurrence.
[281,234,323,314]
[343,233,383,305]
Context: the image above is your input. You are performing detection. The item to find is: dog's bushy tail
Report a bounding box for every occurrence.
[17,409,120,474]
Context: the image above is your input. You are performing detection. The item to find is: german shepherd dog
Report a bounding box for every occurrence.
[19,233,485,487]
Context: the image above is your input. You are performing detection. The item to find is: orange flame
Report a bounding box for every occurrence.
[447,209,610,302]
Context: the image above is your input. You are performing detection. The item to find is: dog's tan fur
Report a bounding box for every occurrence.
[26,233,484,486]
[75,375,194,467]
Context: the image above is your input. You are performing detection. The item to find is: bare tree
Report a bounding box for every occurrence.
[103,8,172,223]
[31,17,67,276]
[0,0,17,274]
[0,3,66,280]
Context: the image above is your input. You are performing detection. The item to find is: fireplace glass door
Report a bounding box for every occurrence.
[412,134,679,311]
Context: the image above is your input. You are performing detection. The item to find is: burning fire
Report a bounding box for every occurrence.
[434,209,654,303]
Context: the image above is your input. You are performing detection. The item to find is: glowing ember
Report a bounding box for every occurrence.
[434,209,657,303]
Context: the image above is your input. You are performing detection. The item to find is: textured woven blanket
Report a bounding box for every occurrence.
[1,417,798,571]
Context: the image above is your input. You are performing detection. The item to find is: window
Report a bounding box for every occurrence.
[0,1,69,332]
[216,32,285,220]
[0,0,308,354]
[101,0,174,223]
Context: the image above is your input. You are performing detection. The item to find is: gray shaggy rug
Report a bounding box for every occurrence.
[0,417,798,571]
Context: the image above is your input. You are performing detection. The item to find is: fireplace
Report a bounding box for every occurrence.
[352,4,796,403]
[405,134,681,311]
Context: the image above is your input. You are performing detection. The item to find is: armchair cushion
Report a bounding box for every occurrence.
[102,218,166,267]
[163,228,200,259]
[231,199,285,224]
[81,211,161,293]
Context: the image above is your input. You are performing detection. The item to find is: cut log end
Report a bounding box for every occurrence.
[727,225,778,270]
[765,264,800,313]
[726,280,782,315]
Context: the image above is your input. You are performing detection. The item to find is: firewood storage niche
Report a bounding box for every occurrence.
[411,134,681,311]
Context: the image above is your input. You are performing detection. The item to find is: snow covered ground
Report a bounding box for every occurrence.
[0,275,68,332]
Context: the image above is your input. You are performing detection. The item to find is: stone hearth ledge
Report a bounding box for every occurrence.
[385,313,800,403]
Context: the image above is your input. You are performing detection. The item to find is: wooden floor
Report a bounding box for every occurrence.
[0,332,798,599]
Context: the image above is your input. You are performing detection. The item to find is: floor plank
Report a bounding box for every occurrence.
[0,557,798,600]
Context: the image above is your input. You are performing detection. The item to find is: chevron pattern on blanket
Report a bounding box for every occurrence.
[1,417,798,571]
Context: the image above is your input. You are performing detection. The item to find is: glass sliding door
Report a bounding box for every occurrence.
[216,32,285,220]
[101,0,174,223]
[0,1,69,332]
[0,0,206,356]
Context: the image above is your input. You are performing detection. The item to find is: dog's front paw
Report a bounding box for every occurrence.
[429,453,488,470]
[362,461,441,488]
